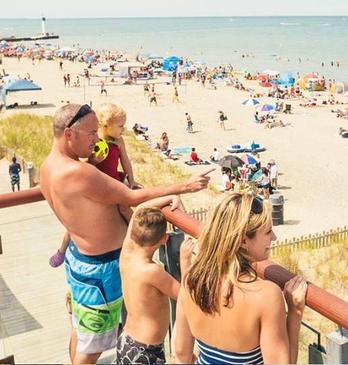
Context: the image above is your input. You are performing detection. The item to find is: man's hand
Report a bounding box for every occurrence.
[185,167,215,192]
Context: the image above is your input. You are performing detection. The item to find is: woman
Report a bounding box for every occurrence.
[175,193,307,364]
[158,132,171,156]
[258,167,271,199]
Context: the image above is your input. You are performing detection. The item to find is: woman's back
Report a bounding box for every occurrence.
[182,276,279,354]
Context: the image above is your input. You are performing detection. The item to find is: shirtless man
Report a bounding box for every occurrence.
[40,104,213,365]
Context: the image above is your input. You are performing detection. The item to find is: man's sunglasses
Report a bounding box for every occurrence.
[67,104,93,128]
[250,196,263,215]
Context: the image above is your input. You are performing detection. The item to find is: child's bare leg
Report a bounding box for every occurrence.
[49,231,70,268]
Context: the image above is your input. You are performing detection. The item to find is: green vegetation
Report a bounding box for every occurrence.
[0,113,53,167]
[272,241,348,363]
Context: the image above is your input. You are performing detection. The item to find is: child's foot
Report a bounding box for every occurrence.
[49,250,65,267]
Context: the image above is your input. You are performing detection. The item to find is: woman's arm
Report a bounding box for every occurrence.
[284,276,307,364]
[175,289,196,364]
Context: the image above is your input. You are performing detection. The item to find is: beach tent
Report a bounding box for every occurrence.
[162,56,182,71]
[279,72,295,86]
[1,79,42,106]
[118,62,144,78]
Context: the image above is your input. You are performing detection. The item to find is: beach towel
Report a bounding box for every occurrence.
[185,160,211,166]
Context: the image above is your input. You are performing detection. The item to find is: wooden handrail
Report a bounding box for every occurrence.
[1,188,347,329]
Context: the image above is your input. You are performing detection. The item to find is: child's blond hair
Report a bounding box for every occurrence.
[95,103,127,131]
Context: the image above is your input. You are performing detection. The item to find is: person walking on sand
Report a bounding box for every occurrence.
[9,156,21,192]
[172,86,180,103]
[101,81,107,95]
[40,103,214,365]
[218,110,227,130]
[175,193,307,364]
[185,112,193,133]
[149,90,157,106]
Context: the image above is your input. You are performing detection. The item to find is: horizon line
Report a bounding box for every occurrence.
[1,14,348,19]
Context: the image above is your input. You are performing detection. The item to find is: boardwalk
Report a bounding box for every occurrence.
[0,159,115,363]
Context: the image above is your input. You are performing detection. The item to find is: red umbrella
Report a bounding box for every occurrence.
[304,72,319,79]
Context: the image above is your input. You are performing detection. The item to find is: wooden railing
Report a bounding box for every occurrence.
[0,187,348,329]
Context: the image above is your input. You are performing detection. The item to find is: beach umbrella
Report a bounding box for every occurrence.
[304,72,319,79]
[242,98,260,106]
[257,104,275,112]
[219,155,244,169]
[251,169,263,182]
[241,154,258,165]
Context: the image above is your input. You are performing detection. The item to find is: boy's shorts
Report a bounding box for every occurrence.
[65,240,123,354]
[116,331,166,364]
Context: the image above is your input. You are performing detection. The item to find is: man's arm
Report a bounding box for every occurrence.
[81,163,214,207]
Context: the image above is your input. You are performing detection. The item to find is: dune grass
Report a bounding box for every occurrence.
[0,113,53,167]
[0,113,217,194]
[272,241,348,363]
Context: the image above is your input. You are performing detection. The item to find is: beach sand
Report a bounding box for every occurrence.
[2,57,348,241]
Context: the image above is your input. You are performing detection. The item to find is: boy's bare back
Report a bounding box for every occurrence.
[120,244,179,345]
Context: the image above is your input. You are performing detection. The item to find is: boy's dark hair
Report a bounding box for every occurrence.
[12,157,17,163]
[131,207,167,247]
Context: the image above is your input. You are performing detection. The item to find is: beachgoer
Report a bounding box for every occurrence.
[210,148,220,162]
[149,90,157,106]
[40,103,213,365]
[158,132,171,157]
[221,168,233,190]
[172,86,180,103]
[269,160,279,189]
[185,113,193,133]
[218,111,227,130]
[143,82,150,96]
[175,193,307,364]
[101,81,107,95]
[66,74,71,87]
[8,156,21,192]
[258,167,271,199]
[116,198,194,364]
[49,103,141,268]
[190,148,202,164]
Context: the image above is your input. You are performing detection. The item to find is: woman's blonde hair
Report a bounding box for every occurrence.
[95,103,126,134]
[186,193,271,315]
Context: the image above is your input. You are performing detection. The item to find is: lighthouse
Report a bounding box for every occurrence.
[41,16,46,36]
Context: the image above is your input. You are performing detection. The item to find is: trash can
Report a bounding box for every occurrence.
[270,193,284,226]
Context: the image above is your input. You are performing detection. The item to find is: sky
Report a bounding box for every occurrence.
[1,0,348,18]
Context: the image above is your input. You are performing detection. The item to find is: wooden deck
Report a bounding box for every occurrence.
[0,159,116,363]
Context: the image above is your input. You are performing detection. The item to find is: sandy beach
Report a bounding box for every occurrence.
[1,57,348,241]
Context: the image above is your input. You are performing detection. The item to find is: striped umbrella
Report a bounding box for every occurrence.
[242,98,260,106]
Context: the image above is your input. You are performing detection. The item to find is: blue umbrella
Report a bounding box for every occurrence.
[241,154,258,165]
[257,104,275,112]
[242,98,260,106]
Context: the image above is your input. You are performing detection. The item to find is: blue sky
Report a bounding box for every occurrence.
[1,0,348,18]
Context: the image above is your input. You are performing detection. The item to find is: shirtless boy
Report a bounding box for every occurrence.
[117,196,194,364]
[40,104,213,364]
